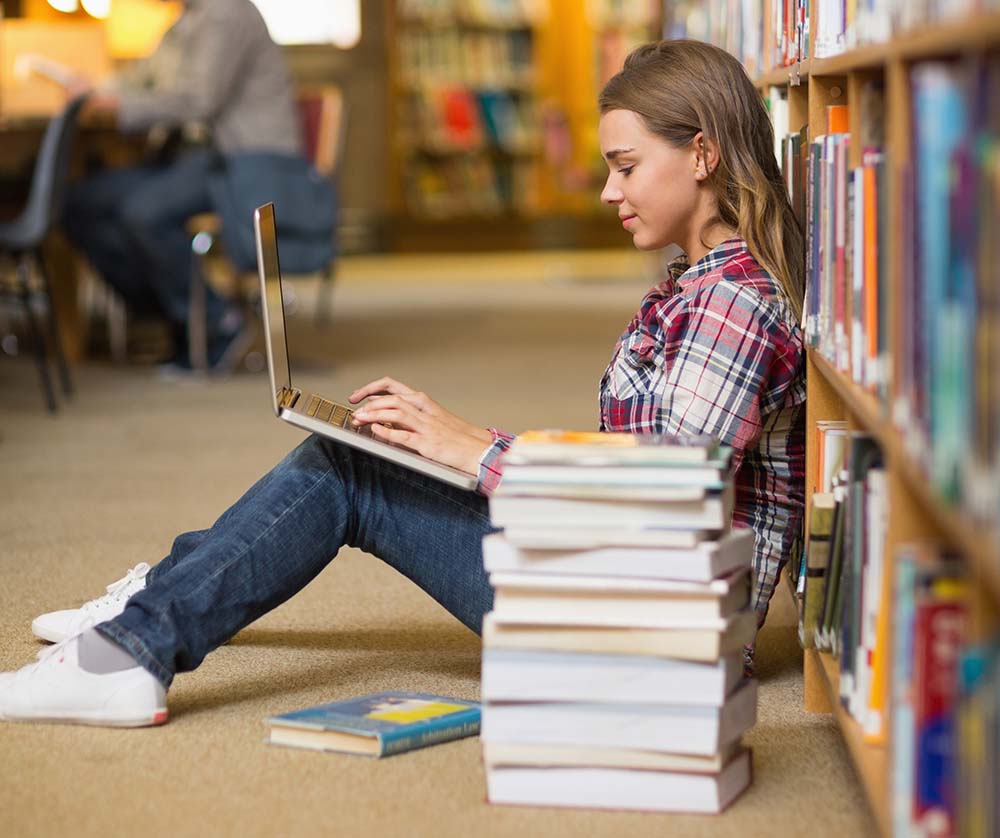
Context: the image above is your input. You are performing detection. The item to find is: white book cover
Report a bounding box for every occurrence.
[481,609,758,660]
[486,748,752,814]
[494,483,712,502]
[489,568,750,628]
[482,739,741,773]
[501,462,728,487]
[501,525,714,551]
[481,529,753,582]
[481,679,758,756]
[481,649,745,706]
[489,483,733,530]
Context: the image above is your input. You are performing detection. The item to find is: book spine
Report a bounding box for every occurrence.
[912,576,968,834]
[379,713,481,756]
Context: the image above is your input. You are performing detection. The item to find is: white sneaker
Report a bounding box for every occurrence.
[32,563,151,644]
[0,636,167,727]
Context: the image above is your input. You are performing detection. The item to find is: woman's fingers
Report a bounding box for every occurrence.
[352,405,417,431]
[348,377,414,404]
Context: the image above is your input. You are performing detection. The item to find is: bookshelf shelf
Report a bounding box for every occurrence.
[705,1,1000,832]
[809,351,887,445]
[752,10,1000,87]
[809,649,889,836]
[810,352,1000,605]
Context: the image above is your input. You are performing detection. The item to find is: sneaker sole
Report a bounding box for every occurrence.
[0,708,168,727]
[31,620,71,644]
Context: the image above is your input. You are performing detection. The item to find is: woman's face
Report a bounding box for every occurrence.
[598,108,703,253]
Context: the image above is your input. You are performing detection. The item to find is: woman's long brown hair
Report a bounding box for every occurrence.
[599,39,805,319]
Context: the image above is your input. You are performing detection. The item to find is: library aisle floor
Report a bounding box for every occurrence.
[0,252,876,837]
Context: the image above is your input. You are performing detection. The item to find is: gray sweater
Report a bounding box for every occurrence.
[114,0,301,156]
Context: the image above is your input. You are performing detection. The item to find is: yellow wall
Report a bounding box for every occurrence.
[20,0,180,59]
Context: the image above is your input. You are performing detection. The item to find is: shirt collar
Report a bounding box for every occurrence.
[665,237,747,290]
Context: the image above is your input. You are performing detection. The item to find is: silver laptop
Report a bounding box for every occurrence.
[254,202,478,491]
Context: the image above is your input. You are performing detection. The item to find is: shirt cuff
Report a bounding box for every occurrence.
[476,428,515,497]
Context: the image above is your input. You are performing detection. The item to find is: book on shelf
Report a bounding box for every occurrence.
[798,492,835,650]
[266,691,481,757]
[489,567,750,628]
[481,649,746,705]
[891,547,970,838]
[815,469,848,653]
[836,433,882,708]
[815,420,848,495]
[504,429,724,465]
[912,562,968,836]
[489,483,734,530]
[955,640,1000,838]
[480,679,758,757]
[482,609,759,661]
[484,748,752,814]
[482,528,753,582]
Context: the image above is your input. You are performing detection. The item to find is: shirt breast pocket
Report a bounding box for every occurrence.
[607,327,665,400]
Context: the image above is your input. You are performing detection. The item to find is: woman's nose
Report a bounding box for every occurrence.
[601,176,622,205]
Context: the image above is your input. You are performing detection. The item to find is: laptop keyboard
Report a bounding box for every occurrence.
[304,395,373,436]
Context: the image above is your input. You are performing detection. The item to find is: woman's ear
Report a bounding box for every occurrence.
[692,131,721,181]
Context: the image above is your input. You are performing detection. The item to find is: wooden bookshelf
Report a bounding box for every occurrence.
[385,0,659,250]
[736,4,1000,835]
[807,648,890,836]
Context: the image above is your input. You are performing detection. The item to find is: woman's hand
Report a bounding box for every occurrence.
[349,377,494,476]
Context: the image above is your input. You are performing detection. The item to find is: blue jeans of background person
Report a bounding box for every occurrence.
[96,435,496,689]
[62,150,231,338]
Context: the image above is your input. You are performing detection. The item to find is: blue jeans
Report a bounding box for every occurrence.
[96,436,496,689]
[62,150,230,333]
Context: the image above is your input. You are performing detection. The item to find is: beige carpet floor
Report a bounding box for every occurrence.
[0,255,877,838]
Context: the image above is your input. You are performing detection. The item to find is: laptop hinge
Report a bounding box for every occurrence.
[279,387,300,410]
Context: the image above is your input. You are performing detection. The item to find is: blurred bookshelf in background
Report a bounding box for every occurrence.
[386,0,661,250]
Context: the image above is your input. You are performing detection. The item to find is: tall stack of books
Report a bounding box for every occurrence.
[479,430,758,814]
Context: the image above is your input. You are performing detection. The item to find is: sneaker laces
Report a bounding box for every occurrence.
[13,637,76,681]
[81,563,151,615]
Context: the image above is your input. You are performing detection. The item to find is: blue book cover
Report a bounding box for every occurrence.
[267,691,481,757]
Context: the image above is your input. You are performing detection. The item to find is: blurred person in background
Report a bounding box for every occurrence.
[59,0,303,372]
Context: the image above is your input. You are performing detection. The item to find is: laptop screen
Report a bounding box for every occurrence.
[254,203,293,415]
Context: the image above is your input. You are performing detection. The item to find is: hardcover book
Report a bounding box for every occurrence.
[482,609,758,661]
[480,679,758,757]
[489,567,750,628]
[266,692,481,757]
[485,748,752,814]
[481,649,745,706]
[505,430,723,465]
[481,529,753,583]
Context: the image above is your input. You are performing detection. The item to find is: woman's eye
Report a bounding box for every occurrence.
[619,165,634,176]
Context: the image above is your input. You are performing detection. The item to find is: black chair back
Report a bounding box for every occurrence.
[6,95,86,250]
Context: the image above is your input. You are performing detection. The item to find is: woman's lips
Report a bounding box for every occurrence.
[620,214,636,229]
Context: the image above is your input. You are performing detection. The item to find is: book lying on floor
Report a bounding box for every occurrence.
[482,609,758,661]
[482,739,742,772]
[481,649,745,705]
[480,679,758,756]
[505,430,722,465]
[485,748,752,814]
[482,529,752,582]
[489,567,750,627]
[266,691,481,757]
